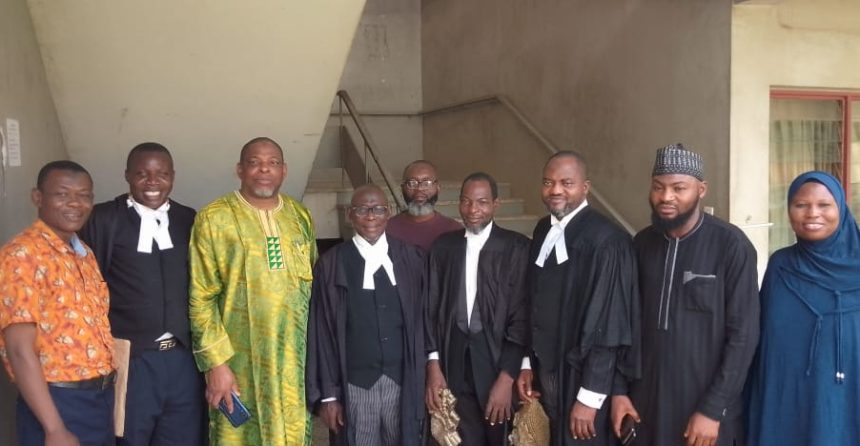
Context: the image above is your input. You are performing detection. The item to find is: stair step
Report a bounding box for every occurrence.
[434,199,525,218]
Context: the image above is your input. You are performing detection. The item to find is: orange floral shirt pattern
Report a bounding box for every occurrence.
[0,220,113,382]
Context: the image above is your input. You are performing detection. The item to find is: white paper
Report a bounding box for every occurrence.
[5,119,21,167]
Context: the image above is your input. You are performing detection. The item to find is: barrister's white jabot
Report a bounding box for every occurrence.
[353,232,396,289]
[534,200,588,267]
[127,196,173,253]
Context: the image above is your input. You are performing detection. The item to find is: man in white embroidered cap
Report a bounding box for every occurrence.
[305,184,427,446]
[610,143,760,446]
[80,142,207,445]
[515,151,639,445]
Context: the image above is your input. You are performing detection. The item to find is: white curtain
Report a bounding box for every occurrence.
[769,119,842,253]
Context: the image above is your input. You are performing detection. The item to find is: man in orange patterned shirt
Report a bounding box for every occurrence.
[0,161,115,446]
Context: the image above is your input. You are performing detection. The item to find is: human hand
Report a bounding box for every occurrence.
[569,401,597,440]
[206,363,239,411]
[44,426,79,446]
[484,371,514,425]
[320,401,345,434]
[610,395,641,438]
[425,360,448,412]
[684,412,720,446]
[516,369,541,401]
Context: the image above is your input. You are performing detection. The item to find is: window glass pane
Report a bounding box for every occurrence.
[851,100,860,216]
[769,98,843,253]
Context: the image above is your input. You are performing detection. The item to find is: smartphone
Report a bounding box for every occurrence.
[620,414,637,446]
[218,392,251,428]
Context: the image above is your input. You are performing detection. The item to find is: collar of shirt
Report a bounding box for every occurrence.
[464,221,493,325]
[352,232,396,290]
[34,219,88,258]
[127,196,173,253]
[535,199,588,267]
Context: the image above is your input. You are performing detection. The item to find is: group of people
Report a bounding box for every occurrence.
[0,137,857,446]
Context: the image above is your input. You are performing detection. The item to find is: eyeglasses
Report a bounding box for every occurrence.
[350,205,389,217]
[402,179,437,190]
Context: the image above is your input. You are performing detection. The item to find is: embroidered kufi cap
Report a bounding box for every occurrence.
[652,143,704,181]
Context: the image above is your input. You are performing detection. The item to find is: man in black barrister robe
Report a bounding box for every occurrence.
[611,144,758,446]
[516,151,639,446]
[80,143,207,445]
[306,184,426,446]
[425,172,530,445]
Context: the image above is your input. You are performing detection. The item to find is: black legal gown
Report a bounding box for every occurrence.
[527,207,640,446]
[305,236,427,446]
[425,225,530,409]
[629,214,759,446]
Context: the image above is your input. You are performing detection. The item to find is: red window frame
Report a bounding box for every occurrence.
[771,90,860,199]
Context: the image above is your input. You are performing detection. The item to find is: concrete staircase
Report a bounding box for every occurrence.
[303,168,542,240]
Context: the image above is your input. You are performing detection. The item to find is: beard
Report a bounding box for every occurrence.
[405,193,438,217]
[550,208,572,220]
[250,186,278,199]
[465,220,491,235]
[651,199,699,233]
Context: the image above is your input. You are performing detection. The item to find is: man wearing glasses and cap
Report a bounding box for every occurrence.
[386,160,462,252]
[306,184,427,445]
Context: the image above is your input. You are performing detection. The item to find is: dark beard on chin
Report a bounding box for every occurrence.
[651,204,699,233]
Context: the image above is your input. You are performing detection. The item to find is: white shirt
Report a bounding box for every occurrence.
[465,221,493,327]
[428,222,494,362]
[524,200,606,409]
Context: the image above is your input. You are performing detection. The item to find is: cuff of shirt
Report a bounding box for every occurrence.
[428,351,440,361]
[521,356,532,370]
[321,397,337,403]
[576,387,607,410]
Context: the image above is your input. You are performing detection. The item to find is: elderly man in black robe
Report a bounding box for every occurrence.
[425,172,530,445]
[516,151,639,446]
[610,144,759,446]
[305,184,426,446]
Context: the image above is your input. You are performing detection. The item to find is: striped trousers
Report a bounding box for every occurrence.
[347,375,402,446]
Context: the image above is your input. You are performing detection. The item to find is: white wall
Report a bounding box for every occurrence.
[731,0,860,273]
[26,0,368,210]
[0,0,67,243]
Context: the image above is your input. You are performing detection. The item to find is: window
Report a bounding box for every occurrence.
[769,91,860,253]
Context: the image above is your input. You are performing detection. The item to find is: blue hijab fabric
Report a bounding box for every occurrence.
[784,171,860,289]
[746,171,860,446]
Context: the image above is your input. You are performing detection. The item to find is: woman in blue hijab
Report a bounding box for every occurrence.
[747,171,860,445]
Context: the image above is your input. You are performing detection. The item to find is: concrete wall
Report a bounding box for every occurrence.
[731,0,860,272]
[27,0,367,210]
[422,0,733,229]
[0,0,68,440]
[315,0,423,180]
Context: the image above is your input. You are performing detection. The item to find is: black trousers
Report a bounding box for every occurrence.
[452,351,507,446]
[118,347,207,446]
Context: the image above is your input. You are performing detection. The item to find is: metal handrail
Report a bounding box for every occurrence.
[335,90,406,211]
[421,94,636,235]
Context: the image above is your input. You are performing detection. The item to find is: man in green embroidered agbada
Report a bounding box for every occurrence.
[189,137,317,445]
